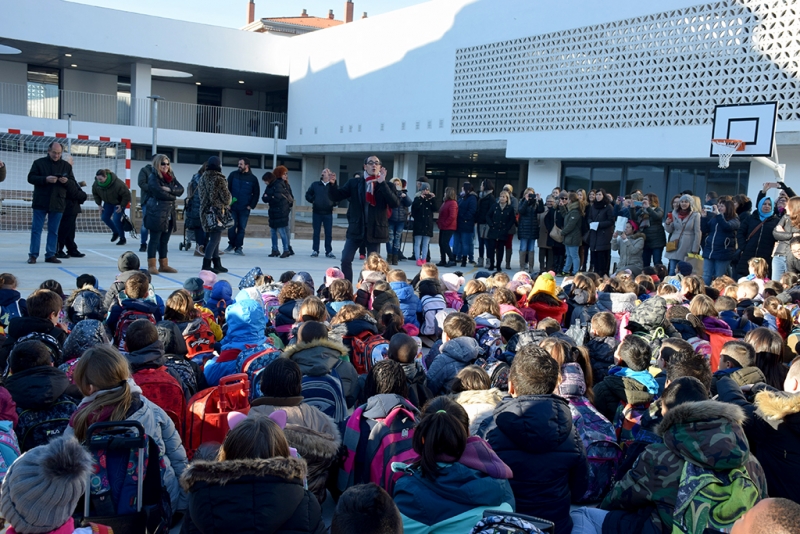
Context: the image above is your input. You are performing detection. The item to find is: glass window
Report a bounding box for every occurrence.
[707,167,748,198]
[592,167,622,198]
[563,166,590,194]
[177,149,218,165]
[27,66,59,120]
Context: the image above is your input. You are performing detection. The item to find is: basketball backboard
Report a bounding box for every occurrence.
[710,101,778,158]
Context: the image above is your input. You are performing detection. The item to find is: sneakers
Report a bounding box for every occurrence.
[110,232,119,243]
[224,245,235,253]
[234,248,244,256]
[325,252,336,259]
[280,250,291,258]
[139,243,147,252]
[416,259,425,267]
[269,250,280,257]
[311,251,319,257]
[44,256,61,264]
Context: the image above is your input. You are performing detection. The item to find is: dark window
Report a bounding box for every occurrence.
[131,144,176,162]
[222,154,262,169]
[177,149,219,165]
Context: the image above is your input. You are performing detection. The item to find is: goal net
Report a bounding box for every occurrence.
[0,132,127,233]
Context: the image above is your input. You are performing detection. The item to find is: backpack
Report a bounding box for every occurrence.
[184,373,250,459]
[475,357,510,391]
[114,309,157,351]
[15,394,79,452]
[165,356,199,397]
[420,295,446,336]
[0,421,20,482]
[235,344,281,400]
[132,367,186,433]
[568,397,621,502]
[0,299,22,336]
[11,332,63,369]
[301,366,348,423]
[613,400,661,448]
[183,320,216,359]
[476,326,505,360]
[338,401,418,495]
[346,331,387,375]
[471,511,555,534]
[630,326,668,362]
[444,290,463,311]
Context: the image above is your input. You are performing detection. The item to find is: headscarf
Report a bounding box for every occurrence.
[757,196,774,221]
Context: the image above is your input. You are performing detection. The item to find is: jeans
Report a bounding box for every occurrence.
[642,245,663,267]
[438,230,454,263]
[205,230,222,260]
[387,220,405,256]
[341,239,380,283]
[569,508,608,534]
[564,245,580,273]
[139,204,148,245]
[668,258,680,276]
[147,230,170,260]
[101,203,124,237]
[312,212,333,254]
[519,238,536,252]
[773,255,787,282]
[271,226,290,252]
[30,209,63,259]
[414,235,431,262]
[455,231,474,261]
[227,209,250,249]
[703,258,730,285]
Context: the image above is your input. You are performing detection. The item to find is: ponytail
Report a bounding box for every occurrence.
[413,397,468,479]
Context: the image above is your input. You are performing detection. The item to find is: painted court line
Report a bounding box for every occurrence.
[85,249,119,262]
[58,267,81,278]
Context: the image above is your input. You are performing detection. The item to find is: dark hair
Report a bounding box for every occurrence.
[362,359,408,399]
[509,345,559,396]
[412,397,468,478]
[662,376,708,411]
[377,304,404,340]
[720,340,756,369]
[124,319,159,352]
[658,338,695,366]
[450,365,491,393]
[388,333,418,364]
[26,289,63,320]
[9,340,53,372]
[462,182,473,193]
[219,416,290,461]
[239,157,250,167]
[746,327,789,389]
[297,321,328,343]
[279,271,296,284]
[666,350,712,392]
[329,279,354,302]
[39,279,64,297]
[76,274,98,289]
[124,272,150,300]
[260,358,303,398]
[537,317,562,335]
[330,483,403,534]
[718,199,736,221]
[707,191,718,200]
[617,335,652,371]
[481,179,494,192]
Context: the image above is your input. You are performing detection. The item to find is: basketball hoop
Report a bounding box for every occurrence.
[711,138,744,169]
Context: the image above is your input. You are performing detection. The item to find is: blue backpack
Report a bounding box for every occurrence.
[16,393,79,453]
[235,344,281,400]
[0,300,22,336]
[0,421,20,482]
[301,365,347,423]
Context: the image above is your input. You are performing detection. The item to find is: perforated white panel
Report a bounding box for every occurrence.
[452,1,800,134]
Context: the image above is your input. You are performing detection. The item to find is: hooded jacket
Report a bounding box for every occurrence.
[586,336,619,382]
[65,287,106,326]
[222,290,267,352]
[517,196,544,240]
[389,281,421,328]
[61,319,111,364]
[427,336,482,395]
[181,456,326,534]
[527,296,569,325]
[477,394,588,534]
[0,289,27,326]
[703,214,741,261]
[0,317,67,371]
[566,288,599,326]
[105,298,162,335]
[710,365,766,397]
[102,251,142,311]
[611,232,646,275]
[450,388,506,435]
[592,372,656,422]
[601,400,768,534]
[281,338,358,409]
[328,176,400,243]
[457,192,479,233]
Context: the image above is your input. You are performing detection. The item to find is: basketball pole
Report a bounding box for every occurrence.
[752,138,785,181]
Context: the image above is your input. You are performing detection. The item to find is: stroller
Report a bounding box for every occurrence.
[178,223,193,251]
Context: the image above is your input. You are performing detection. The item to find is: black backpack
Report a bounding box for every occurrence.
[15,393,79,452]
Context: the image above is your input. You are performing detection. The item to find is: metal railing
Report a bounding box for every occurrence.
[0,82,286,139]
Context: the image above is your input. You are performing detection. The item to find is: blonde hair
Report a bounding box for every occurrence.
[164,289,197,322]
[329,279,353,302]
[689,294,718,318]
[329,303,370,325]
[420,263,439,280]
[364,253,389,275]
[152,154,173,178]
[299,296,328,322]
[749,257,769,279]
[723,285,739,299]
[788,197,800,228]
[463,279,486,298]
[488,272,510,289]
[657,283,678,296]
[444,187,456,201]
[738,281,759,300]
[386,269,407,283]
[468,294,500,320]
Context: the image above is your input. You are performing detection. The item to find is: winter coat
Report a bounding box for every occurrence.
[601,400,768,534]
[144,170,184,234]
[0,387,16,426]
[587,202,614,251]
[630,205,667,249]
[709,366,766,397]
[517,196,544,240]
[0,289,27,325]
[27,156,75,213]
[249,397,342,503]
[281,338,358,409]
[180,456,326,534]
[561,202,584,247]
[476,192,496,225]
[427,337,482,395]
[262,177,294,229]
[596,291,637,316]
[565,287,598,327]
[388,188,412,223]
[137,164,153,206]
[586,336,619,382]
[92,172,131,207]
[198,170,232,233]
[221,291,267,353]
[411,192,439,237]
[736,211,778,277]
[611,232,646,275]
[62,175,88,217]
[717,378,800,502]
[538,207,552,248]
[184,173,203,229]
[61,319,110,364]
[328,176,400,243]
[328,317,379,357]
[389,281,421,328]
[592,373,655,422]
[487,202,516,240]
[477,394,589,534]
[400,361,434,410]
[773,213,800,257]
[703,214,741,261]
[304,179,335,215]
[227,169,260,211]
[664,211,702,261]
[545,205,566,249]
[65,287,106,327]
[451,388,506,435]
[0,316,68,371]
[456,192,479,233]
[437,199,458,231]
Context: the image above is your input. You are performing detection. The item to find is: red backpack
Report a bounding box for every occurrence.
[183,320,217,358]
[114,309,157,351]
[345,332,388,375]
[183,373,250,459]
[133,367,187,433]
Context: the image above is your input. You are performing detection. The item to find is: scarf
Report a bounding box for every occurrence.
[365,174,377,207]
[608,366,660,396]
[757,197,774,221]
[97,172,113,188]
[432,436,513,479]
[161,170,173,183]
[677,207,691,220]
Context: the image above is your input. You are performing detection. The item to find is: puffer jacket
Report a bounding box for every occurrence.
[596,291,637,315]
[437,199,458,231]
[388,187,412,223]
[709,365,766,397]
[198,169,232,233]
[411,192,439,237]
[181,456,326,534]
[389,281,421,328]
[736,209,778,277]
[427,336,482,395]
[281,337,358,408]
[611,232,646,274]
[92,171,131,207]
[487,202,516,240]
[565,288,599,327]
[221,290,267,352]
[328,176,399,243]
[517,196,544,240]
[61,319,110,364]
[305,179,335,215]
[587,201,614,251]
[227,169,260,211]
[703,214,741,261]
[262,176,293,229]
[137,164,153,206]
[457,192,479,233]
[0,316,68,370]
[561,202,583,247]
[773,212,800,257]
[451,388,506,435]
[144,170,184,234]
[585,336,619,382]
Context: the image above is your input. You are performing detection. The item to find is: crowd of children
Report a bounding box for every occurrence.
[1,250,800,534]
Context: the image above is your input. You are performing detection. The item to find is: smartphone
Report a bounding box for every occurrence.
[633,201,643,207]
[704,206,713,212]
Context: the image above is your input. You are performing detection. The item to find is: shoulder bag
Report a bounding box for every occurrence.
[666,213,692,253]
[205,206,234,231]
[550,225,564,243]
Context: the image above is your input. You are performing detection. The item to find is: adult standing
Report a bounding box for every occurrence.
[262,166,294,259]
[144,154,184,275]
[455,182,478,267]
[702,198,740,285]
[561,192,584,276]
[386,177,411,264]
[538,195,554,272]
[26,142,73,264]
[630,193,666,268]
[198,157,231,275]
[327,156,400,283]
[487,190,516,272]
[664,194,702,275]
[767,183,798,280]
[546,193,569,274]
[518,187,544,272]
[586,189,614,276]
[410,182,439,267]
[225,158,260,256]
[475,180,495,268]
[305,168,337,259]
[436,186,458,267]
[137,162,153,252]
[502,184,519,270]
[736,194,778,278]
[184,163,208,257]
[55,154,87,260]
[91,169,131,246]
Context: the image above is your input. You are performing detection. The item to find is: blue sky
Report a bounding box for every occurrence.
[65,0,429,28]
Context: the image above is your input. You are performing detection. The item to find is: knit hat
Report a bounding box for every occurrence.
[474,270,492,280]
[291,272,315,293]
[512,271,533,286]
[677,261,693,276]
[417,176,429,184]
[198,270,218,290]
[183,277,205,303]
[628,220,639,232]
[0,436,93,533]
[419,182,430,192]
[325,267,345,287]
[529,272,558,300]
[207,156,221,172]
[118,250,140,272]
[441,273,464,293]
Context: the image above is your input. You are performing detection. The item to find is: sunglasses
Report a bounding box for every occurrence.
[160,162,170,166]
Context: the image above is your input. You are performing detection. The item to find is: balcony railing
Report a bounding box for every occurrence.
[0,82,286,139]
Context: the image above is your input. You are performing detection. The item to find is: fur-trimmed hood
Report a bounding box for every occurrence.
[755,390,800,423]
[181,456,307,491]
[451,388,506,406]
[281,337,348,376]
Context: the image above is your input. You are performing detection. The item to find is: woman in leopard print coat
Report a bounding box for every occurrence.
[198,156,232,274]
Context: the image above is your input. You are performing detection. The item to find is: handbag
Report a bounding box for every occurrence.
[549,225,564,243]
[205,206,234,230]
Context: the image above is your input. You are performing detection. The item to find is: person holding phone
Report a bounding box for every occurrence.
[629,193,666,268]
[587,189,614,276]
[517,188,544,272]
[305,168,337,259]
[702,199,740,285]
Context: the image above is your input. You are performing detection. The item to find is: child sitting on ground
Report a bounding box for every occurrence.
[460,279,487,314]
[418,279,446,338]
[0,289,68,371]
[105,272,161,350]
[387,332,433,409]
[715,295,756,337]
[441,273,465,311]
[387,269,420,328]
[331,484,404,534]
[586,312,619,383]
[427,312,481,395]
[355,253,389,308]
[326,279,356,318]
[0,273,27,337]
[737,280,760,313]
[738,257,770,299]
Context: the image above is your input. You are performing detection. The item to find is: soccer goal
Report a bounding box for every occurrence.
[0,130,129,233]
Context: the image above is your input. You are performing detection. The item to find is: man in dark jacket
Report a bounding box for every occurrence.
[455,182,479,267]
[328,156,400,283]
[475,179,495,268]
[55,154,88,259]
[225,158,260,256]
[26,142,75,264]
[305,168,337,259]
[137,163,153,252]
[477,345,588,534]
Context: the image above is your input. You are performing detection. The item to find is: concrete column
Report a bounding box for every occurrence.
[130,63,152,127]
[393,152,420,195]
[527,159,562,197]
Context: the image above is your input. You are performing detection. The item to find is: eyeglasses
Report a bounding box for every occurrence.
[560,197,568,201]
[160,162,170,166]
[366,160,381,166]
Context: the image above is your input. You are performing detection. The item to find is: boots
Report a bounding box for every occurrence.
[476,257,484,268]
[505,247,512,270]
[147,258,159,275]
[519,251,528,272]
[194,244,204,257]
[202,258,212,272]
[158,258,177,274]
[212,257,228,273]
[390,254,398,266]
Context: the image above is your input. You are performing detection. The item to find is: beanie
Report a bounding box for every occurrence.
[325,267,344,287]
[418,182,430,192]
[0,436,92,533]
[441,273,464,293]
[677,261,693,276]
[207,156,221,172]
[183,277,205,303]
[198,270,218,290]
[118,251,140,272]
[528,272,558,300]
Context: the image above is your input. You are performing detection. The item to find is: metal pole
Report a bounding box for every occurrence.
[64,113,75,153]
[148,95,162,156]
[271,121,281,170]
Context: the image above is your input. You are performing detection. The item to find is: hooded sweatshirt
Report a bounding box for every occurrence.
[281,338,358,408]
[427,336,482,395]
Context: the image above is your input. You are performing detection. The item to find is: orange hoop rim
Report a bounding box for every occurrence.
[712,138,746,152]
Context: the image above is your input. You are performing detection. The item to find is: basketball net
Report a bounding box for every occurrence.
[711,138,744,169]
